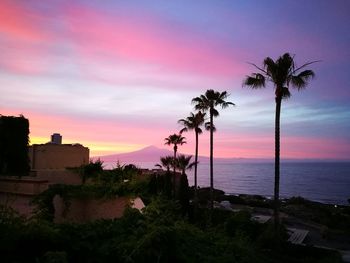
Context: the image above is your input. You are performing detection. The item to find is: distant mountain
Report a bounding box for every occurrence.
[94,145,274,166]
[93,146,345,168]
[95,145,174,164]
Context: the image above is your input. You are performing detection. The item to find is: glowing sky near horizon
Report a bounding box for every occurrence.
[1,0,350,159]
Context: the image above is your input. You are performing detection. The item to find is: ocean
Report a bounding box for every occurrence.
[104,161,350,205]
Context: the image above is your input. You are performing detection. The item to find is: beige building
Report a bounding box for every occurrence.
[27,134,89,185]
[1,133,146,221]
[1,134,90,216]
[29,143,89,170]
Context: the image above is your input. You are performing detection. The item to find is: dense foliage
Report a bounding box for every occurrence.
[0,115,30,175]
[0,200,342,263]
[1,162,344,262]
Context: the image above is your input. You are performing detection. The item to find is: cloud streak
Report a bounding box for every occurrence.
[1,0,349,160]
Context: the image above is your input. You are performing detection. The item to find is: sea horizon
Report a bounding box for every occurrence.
[103,160,350,206]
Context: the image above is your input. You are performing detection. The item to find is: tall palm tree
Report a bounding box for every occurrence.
[164,133,186,195]
[178,111,205,207]
[192,90,234,209]
[243,53,316,227]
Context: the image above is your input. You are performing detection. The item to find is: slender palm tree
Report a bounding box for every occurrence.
[243,53,316,227]
[178,111,205,207]
[164,133,186,195]
[192,90,234,209]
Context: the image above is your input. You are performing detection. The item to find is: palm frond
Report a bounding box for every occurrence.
[219,91,229,100]
[243,73,266,89]
[191,97,202,104]
[187,161,197,170]
[211,108,219,117]
[195,127,203,134]
[247,62,268,74]
[205,122,216,132]
[292,60,320,74]
[221,101,235,109]
[281,87,291,100]
[164,134,186,146]
[290,70,315,90]
[179,127,188,134]
[263,57,276,74]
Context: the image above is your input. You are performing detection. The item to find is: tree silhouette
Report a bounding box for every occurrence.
[175,154,196,176]
[175,154,195,215]
[178,111,205,208]
[243,53,316,227]
[164,133,186,196]
[192,90,234,209]
[0,115,30,176]
[155,156,174,173]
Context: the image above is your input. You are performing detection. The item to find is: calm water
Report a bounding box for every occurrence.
[105,161,350,205]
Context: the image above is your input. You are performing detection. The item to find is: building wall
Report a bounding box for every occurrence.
[0,176,49,217]
[53,196,131,223]
[0,176,48,195]
[0,193,35,217]
[35,170,82,185]
[29,144,89,170]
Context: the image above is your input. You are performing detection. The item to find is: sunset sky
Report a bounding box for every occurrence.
[1,0,349,160]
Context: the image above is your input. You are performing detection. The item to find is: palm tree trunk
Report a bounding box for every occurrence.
[210,111,214,210]
[274,96,282,228]
[194,130,199,207]
[173,145,177,198]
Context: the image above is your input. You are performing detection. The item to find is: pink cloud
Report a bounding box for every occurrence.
[0,1,56,75]
[64,4,248,79]
[0,0,49,42]
[1,107,349,159]
[0,107,173,156]
[0,43,50,75]
[205,133,350,160]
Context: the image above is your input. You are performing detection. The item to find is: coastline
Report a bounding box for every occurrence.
[101,160,350,206]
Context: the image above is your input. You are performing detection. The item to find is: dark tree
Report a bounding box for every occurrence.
[243,53,316,227]
[0,115,30,175]
[192,90,234,210]
[178,111,205,209]
[164,133,186,196]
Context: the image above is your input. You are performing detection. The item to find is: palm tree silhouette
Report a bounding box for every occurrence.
[155,156,174,173]
[164,133,186,196]
[175,154,194,215]
[243,53,316,227]
[192,90,234,209]
[175,154,196,176]
[178,111,205,208]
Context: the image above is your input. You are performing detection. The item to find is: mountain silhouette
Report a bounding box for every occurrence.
[95,145,174,163]
[94,145,274,166]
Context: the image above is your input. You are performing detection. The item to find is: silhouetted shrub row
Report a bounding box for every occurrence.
[0,200,342,263]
